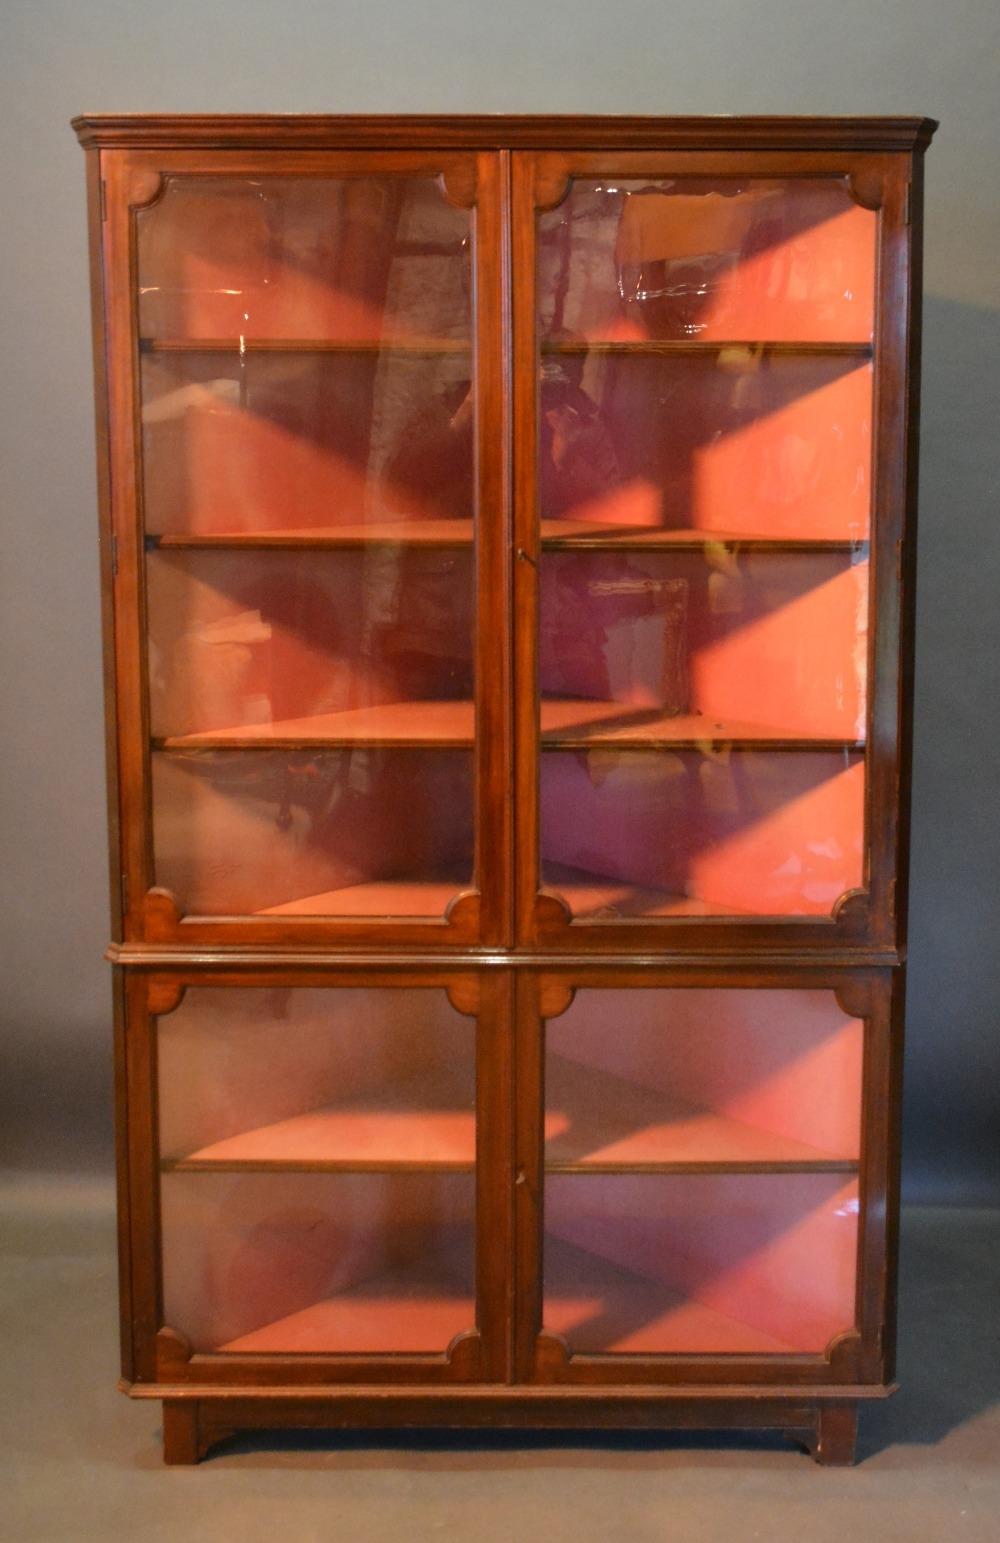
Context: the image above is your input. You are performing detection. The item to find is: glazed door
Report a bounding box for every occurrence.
[102,149,509,946]
[128,971,511,1385]
[512,150,910,951]
[513,971,894,1387]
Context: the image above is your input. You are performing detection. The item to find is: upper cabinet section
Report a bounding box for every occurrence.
[80,121,933,954]
[138,176,475,540]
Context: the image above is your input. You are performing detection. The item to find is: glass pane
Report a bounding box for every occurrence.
[136,174,476,920]
[159,986,476,1353]
[544,1173,858,1354]
[535,178,874,921]
[543,988,861,1354]
[539,178,875,347]
[152,749,472,917]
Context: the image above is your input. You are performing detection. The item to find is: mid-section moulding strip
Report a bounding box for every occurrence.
[106,944,903,968]
[122,1380,896,1404]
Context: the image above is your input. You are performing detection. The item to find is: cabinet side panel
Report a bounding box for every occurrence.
[84,147,123,939]
[892,152,926,953]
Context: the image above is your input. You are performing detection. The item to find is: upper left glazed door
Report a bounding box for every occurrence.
[99,150,509,947]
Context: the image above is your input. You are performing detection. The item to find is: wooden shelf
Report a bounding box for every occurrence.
[543,1234,798,1355]
[150,520,476,549]
[542,862,753,920]
[545,1053,857,1174]
[162,1097,476,1174]
[220,1253,475,1355]
[540,522,867,553]
[155,701,477,750]
[256,871,470,918]
[541,339,873,359]
[147,521,867,552]
[140,336,469,355]
[539,706,864,753]
[155,700,863,753]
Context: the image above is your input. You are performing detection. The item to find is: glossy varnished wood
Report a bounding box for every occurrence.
[73,115,936,151]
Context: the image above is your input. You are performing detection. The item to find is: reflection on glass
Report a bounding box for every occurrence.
[158,987,477,1354]
[163,1171,475,1353]
[544,1172,858,1354]
[147,549,474,740]
[159,987,476,1168]
[152,749,472,917]
[541,989,861,1353]
[545,989,863,1168]
[536,178,874,921]
[136,175,477,920]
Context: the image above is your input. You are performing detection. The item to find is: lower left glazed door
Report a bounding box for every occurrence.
[124,971,510,1387]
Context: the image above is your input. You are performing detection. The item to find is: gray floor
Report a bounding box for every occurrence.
[2,1182,997,1542]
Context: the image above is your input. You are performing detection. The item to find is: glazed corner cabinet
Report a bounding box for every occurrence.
[72,113,936,1465]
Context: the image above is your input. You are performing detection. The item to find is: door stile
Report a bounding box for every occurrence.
[475,968,516,1381]
[511,154,545,947]
[471,150,515,947]
[512,969,546,1380]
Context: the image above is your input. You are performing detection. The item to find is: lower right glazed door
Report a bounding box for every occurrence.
[514,970,896,1385]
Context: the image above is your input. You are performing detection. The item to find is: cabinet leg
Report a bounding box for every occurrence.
[162,1399,203,1465]
[811,1402,859,1466]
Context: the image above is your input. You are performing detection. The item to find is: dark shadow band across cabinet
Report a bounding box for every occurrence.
[75,114,935,1465]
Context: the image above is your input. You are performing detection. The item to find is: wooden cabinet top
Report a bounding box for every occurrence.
[72,114,938,152]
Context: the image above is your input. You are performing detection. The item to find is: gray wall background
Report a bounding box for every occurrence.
[1,0,997,1205]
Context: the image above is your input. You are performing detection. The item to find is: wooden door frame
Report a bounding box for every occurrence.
[512,964,901,1390]
[96,146,513,952]
[510,147,920,957]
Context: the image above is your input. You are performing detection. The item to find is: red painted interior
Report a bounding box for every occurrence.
[546,988,862,1163]
[152,750,473,916]
[137,176,472,342]
[137,174,874,920]
[544,1173,859,1353]
[158,986,474,1164]
[161,1170,476,1353]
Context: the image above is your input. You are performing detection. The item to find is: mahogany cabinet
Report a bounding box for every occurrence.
[73,114,935,1464]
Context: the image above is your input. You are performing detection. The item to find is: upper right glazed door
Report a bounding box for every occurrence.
[513,149,912,952]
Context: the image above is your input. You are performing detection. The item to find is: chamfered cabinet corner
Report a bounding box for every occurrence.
[76,112,933,1463]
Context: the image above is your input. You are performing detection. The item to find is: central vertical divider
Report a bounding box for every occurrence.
[508,149,542,1382]
[510,152,544,950]
[498,146,519,1384]
[468,148,517,1380]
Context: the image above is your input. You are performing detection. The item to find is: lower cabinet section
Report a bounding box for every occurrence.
[118,964,901,1463]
